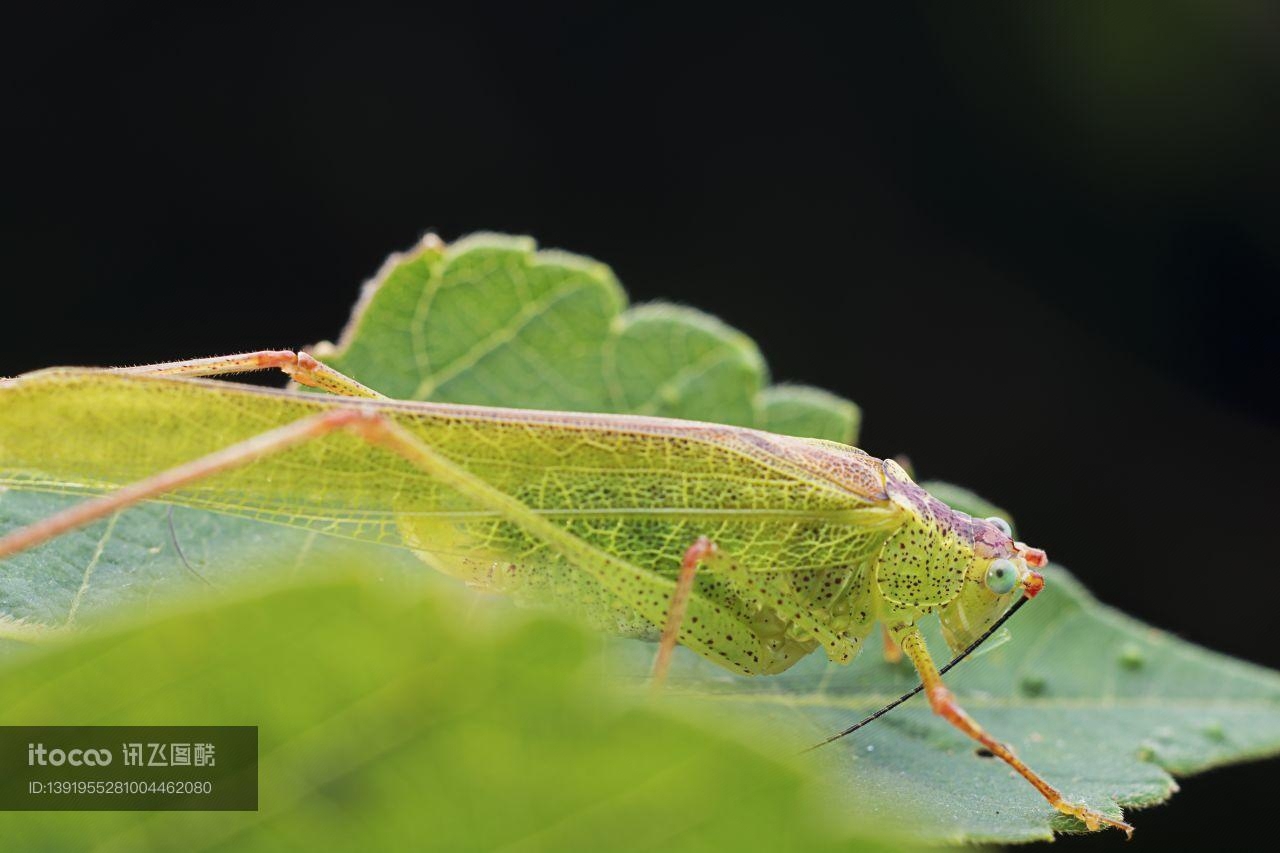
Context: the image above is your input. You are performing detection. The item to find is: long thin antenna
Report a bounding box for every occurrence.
[803,595,1030,752]
[167,505,214,587]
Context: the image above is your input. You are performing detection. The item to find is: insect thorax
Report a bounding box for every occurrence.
[872,460,974,616]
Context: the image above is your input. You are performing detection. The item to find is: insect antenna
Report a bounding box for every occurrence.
[167,505,214,588]
[803,595,1030,752]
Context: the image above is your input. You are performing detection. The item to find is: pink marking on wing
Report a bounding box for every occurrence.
[739,432,889,502]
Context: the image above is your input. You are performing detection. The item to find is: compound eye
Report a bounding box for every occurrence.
[985,559,1018,595]
[985,516,1013,537]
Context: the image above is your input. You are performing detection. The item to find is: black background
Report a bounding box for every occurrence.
[3,4,1278,849]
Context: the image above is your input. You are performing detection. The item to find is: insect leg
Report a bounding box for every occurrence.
[650,536,721,689]
[892,623,1134,838]
[111,350,384,398]
[339,419,761,672]
[0,409,374,563]
[880,625,903,664]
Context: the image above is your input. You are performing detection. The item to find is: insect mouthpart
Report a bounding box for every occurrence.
[1013,542,1047,597]
[1015,541,1048,568]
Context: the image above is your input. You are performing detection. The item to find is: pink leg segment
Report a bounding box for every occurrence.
[0,409,373,562]
[112,350,383,398]
[650,536,718,689]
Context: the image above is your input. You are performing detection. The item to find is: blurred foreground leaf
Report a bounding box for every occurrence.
[0,569,921,852]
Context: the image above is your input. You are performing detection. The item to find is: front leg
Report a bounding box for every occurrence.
[891,623,1133,837]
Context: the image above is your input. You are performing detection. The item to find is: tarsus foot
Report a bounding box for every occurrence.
[1056,799,1133,839]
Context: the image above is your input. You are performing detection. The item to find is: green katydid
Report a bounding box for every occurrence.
[0,348,1131,836]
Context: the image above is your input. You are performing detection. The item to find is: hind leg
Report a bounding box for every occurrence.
[111,350,383,398]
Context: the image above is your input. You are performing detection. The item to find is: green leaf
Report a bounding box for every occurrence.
[0,568,922,852]
[2,232,1277,845]
[315,232,859,442]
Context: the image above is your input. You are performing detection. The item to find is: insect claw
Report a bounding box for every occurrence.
[1055,800,1134,839]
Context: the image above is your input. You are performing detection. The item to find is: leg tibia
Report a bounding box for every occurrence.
[112,351,300,379]
[895,625,1133,837]
[881,625,903,663]
[0,409,371,562]
[286,353,385,398]
[112,350,384,398]
[650,536,719,688]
